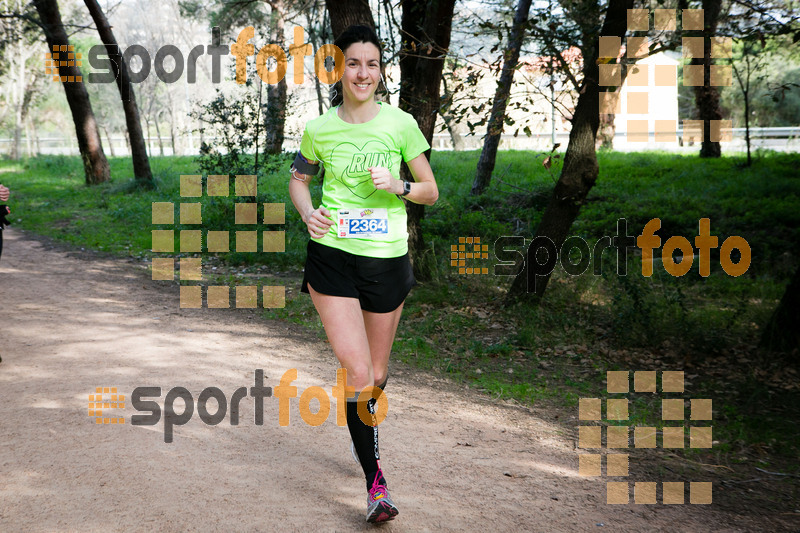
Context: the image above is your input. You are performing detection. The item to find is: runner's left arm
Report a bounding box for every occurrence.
[402,154,438,206]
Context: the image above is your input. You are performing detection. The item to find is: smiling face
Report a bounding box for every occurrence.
[340,41,381,105]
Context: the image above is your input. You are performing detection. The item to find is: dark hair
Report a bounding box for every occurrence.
[330,25,384,107]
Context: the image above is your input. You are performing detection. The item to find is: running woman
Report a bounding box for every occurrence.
[288,25,438,524]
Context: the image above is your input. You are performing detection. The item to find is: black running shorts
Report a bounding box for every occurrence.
[301,239,416,313]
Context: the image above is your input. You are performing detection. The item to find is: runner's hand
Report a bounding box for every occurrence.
[368,167,402,195]
[304,207,333,239]
[0,184,9,202]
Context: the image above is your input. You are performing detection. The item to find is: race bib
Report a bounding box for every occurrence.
[337,208,389,238]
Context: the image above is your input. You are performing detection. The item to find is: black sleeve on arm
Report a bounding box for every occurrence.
[292,151,320,176]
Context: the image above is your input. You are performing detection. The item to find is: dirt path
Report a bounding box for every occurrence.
[0,228,789,532]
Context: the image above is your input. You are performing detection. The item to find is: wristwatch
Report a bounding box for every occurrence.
[401,180,412,196]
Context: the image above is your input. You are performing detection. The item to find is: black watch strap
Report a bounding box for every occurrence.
[402,180,411,196]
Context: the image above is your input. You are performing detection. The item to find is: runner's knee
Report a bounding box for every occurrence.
[344,361,374,392]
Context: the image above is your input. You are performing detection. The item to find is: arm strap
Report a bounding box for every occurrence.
[292,151,320,176]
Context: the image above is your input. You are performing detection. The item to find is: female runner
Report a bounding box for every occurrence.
[288,25,438,524]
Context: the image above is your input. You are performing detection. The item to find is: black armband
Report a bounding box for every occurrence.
[292,151,320,176]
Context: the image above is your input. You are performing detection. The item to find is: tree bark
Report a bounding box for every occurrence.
[324,0,374,38]
[508,0,632,301]
[264,0,287,154]
[471,0,532,195]
[441,111,466,151]
[760,263,800,361]
[83,0,154,187]
[102,125,115,157]
[34,0,110,185]
[691,0,723,158]
[154,115,164,156]
[398,0,456,280]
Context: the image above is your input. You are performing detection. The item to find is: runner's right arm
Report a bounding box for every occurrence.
[288,164,333,239]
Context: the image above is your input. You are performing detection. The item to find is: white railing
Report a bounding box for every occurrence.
[1,127,798,156]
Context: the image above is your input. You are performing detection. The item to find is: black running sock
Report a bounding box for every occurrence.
[346,396,386,490]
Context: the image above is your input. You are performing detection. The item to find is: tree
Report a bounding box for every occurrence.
[83,0,154,187]
[471,0,533,195]
[760,263,800,363]
[0,3,47,160]
[33,0,109,185]
[264,0,288,155]
[508,0,633,301]
[324,0,373,38]
[396,0,457,280]
[730,36,767,166]
[181,0,289,154]
[688,0,725,158]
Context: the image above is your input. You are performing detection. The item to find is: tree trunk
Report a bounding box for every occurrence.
[12,106,22,161]
[598,103,616,149]
[398,0,456,280]
[143,117,152,155]
[471,0,532,195]
[691,0,723,158]
[31,117,41,155]
[25,119,33,157]
[508,0,632,301]
[154,116,164,156]
[264,0,287,154]
[324,0,374,38]
[83,0,154,187]
[744,87,751,166]
[760,263,800,361]
[34,0,110,185]
[21,70,37,157]
[441,111,466,151]
[102,125,116,157]
[305,4,326,115]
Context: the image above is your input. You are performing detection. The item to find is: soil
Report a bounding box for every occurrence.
[1,227,797,532]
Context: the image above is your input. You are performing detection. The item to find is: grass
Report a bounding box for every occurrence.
[2,149,799,464]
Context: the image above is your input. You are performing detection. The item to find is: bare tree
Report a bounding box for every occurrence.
[471,0,533,195]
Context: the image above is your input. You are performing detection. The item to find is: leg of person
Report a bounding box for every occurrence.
[307,284,397,522]
[362,303,404,388]
[353,305,401,466]
[308,283,374,390]
[360,304,404,522]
